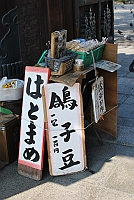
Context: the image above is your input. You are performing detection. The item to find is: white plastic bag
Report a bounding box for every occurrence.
[0,77,24,101]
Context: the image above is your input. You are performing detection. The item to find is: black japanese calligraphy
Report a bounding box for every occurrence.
[28,102,39,120]
[52,136,59,153]
[54,148,59,153]
[23,147,40,162]
[99,80,103,91]
[49,86,78,110]
[25,121,36,145]
[51,114,58,127]
[23,75,43,162]
[53,139,58,147]
[92,77,106,123]
[26,75,44,99]
[60,122,75,142]
[59,149,80,170]
[98,80,103,100]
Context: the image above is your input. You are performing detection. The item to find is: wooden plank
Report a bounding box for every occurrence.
[85,43,118,137]
[93,105,118,137]
[62,0,74,40]
[18,66,50,180]
[42,83,87,176]
[42,86,53,175]
[17,1,42,66]
[102,43,118,63]
[18,164,42,180]
[16,0,74,66]
[94,69,118,137]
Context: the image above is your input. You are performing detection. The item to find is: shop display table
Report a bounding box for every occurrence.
[50,43,119,138]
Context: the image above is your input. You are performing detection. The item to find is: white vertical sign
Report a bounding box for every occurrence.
[44,83,86,176]
[18,66,50,170]
[92,76,106,123]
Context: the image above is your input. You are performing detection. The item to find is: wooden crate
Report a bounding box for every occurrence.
[0,113,20,164]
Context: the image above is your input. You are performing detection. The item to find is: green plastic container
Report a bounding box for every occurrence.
[38,44,104,68]
[68,44,105,68]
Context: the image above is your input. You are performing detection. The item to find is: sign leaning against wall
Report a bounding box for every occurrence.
[18,66,50,180]
[42,82,87,176]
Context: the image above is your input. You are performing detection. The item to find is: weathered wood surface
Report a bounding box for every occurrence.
[16,0,74,66]
[0,0,16,44]
[94,43,118,137]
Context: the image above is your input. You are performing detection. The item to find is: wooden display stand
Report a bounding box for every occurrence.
[50,43,118,138]
[17,43,118,180]
[82,43,118,138]
[93,43,118,137]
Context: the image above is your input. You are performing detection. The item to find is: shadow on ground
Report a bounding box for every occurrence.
[0,121,134,200]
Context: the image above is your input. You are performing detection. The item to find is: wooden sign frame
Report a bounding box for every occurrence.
[93,43,118,137]
[42,82,87,176]
[18,66,50,180]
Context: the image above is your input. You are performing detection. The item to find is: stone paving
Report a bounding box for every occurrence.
[0,3,134,200]
[114,2,134,46]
